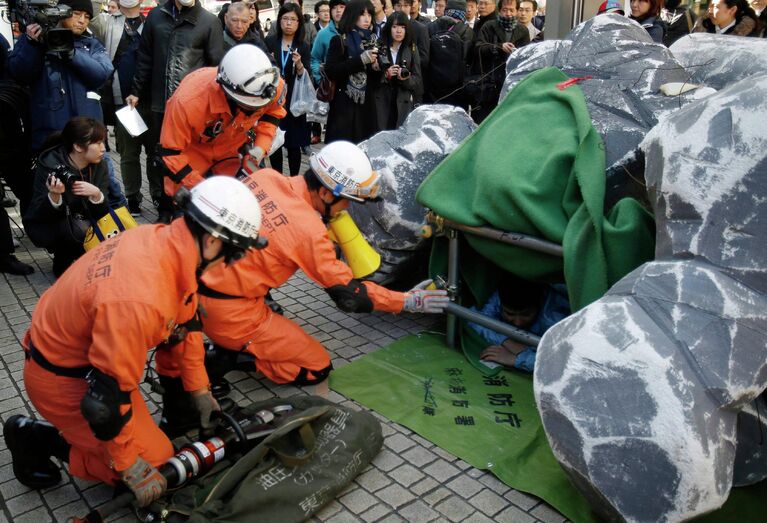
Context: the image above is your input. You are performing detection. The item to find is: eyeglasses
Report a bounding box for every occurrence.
[282,16,300,22]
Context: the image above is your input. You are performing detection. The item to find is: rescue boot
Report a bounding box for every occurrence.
[158,375,201,439]
[204,344,257,400]
[3,415,67,489]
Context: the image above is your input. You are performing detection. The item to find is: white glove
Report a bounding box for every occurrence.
[403,279,450,314]
[248,145,266,164]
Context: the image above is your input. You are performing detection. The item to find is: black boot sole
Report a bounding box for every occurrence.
[3,415,62,489]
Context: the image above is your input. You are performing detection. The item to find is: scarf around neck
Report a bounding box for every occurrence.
[345,27,374,105]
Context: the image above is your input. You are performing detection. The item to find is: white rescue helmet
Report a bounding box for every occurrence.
[309,141,382,203]
[216,45,280,109]
[180,176,266,250]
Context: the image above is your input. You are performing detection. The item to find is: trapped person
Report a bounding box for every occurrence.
[628,0,666,43]
[90,0,151,217]
[196,141,449,392]
[3,177,264,506]
[324,0,383,143]
[472,274,570,372]
[158,44,286,197]
[22,118,111,277]
[266,2,312,175]
[372,11,422,130]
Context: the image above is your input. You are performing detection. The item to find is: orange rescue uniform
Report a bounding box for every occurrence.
[23,220,208,484]
[197,169,405,384]
[160,67,287,196]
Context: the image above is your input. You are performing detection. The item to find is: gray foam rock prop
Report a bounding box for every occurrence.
[352,105,476,285]
[670,33,767,90]
[500,15,704,209]
[534,74,767,522]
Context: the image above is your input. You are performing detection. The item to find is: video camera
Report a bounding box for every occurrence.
[8,0,75,55]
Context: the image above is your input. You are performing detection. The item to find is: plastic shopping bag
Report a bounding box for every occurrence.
[290,72,317,117]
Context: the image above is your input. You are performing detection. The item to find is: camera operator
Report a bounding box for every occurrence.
[22,117,111,277]
[7,0,114,155]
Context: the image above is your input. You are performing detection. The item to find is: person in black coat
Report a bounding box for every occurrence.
[373,11,422,131]
[472,0,529,123]
[266,2,313,175]
[324,0,382,144]
[23,118,111,277]
[628,0,666,43]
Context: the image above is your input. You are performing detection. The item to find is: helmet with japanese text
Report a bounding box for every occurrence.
[216,44,280,109]
[178,176,267,252]
[309,141,382,203]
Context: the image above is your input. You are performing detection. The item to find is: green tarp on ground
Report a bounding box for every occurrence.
[330,333,767,522]
[415,67,656,312]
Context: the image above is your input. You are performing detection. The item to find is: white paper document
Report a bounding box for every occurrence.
[116,105,148,137]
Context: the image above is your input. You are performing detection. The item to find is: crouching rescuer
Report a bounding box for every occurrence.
[198,141,450,389]
[2,176,267,507]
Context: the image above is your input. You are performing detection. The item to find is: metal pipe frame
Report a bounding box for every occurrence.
[446,302,541,347]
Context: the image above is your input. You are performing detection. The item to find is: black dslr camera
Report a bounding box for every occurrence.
[9,0,75,55]
[50,164,78,190]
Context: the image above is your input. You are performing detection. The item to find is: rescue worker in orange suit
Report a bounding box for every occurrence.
[2,177,266,507]
[157,43,287,218]
[196,141,450,389]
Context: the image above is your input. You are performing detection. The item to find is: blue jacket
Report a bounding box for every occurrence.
[468,285,570,373]
[310,21,338,84]
[8,33,113,151]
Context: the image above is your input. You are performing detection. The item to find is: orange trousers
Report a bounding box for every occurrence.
[200,295,331,384]
[24,358,174,484]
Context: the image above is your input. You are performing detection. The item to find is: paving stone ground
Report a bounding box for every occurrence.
[0,143,568,522]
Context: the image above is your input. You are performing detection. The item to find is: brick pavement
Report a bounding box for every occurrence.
[0,145,567,522]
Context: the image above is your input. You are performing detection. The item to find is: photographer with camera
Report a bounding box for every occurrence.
[7,0,113,154]
[372,10,421,131]
[324,0,382,144]
[22,117,111,277]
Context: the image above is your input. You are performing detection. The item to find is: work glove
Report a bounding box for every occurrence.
[191,388,221,432]
[120,456,167,507]
[403,279,450,314]
[248,145,266,164]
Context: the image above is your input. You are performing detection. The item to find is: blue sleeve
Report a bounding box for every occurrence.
[69,38,114,90]
[466,292,508,347]
[310,31,327,84]
[535,284,571,334]
[513,349,536,373]
[7,36,45,84]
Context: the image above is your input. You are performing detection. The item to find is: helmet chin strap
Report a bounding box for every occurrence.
[195,234,226,279]
[321,194,344,224]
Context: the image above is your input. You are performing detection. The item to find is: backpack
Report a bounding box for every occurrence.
[428,22,468,89]
[155,395,383,523]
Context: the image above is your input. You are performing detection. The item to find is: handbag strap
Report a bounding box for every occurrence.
[90,207,126,243]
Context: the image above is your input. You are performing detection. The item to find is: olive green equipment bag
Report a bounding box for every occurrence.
[160,395,383,522]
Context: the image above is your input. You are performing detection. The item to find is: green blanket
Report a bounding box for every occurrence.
[330,333,767,523]
[415,67,655,312]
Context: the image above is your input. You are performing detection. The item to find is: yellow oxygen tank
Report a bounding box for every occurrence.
[327,210,381,278]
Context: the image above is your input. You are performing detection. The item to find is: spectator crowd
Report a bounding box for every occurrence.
[0,0,764,278]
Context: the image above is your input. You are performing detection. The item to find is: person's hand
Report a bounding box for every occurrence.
[249,145,265,164]
[71,181,102,200]
[403,279,450,314]
[480,344,518,367]
[46,174,66,195]
[26,23,42,42]
[119,456,167,507]
[360,48,378,65]
[125,95,139,108]
[292,49,304,75]
[500,337,527,356]
[191,388,220,431]
[501,42,516,54]
[385,64,400,80]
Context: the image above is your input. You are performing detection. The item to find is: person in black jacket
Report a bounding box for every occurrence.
[628,0,666,43]
[660,0,697,45]
[266,2,312,175]
[23,118,111,277]
[373,11,422,130]
[324,0,382,144]
[223,1,270,53]
[472,0,529,123]
[126,0,224,224]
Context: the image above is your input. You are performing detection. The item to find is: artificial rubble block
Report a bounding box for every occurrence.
[534,74,767,522]
[670,33,767,91]
[351,104,476,286]
[500,14,708,210]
